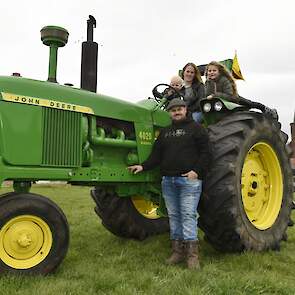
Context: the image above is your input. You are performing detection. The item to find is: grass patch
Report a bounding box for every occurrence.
[0,185,294,295]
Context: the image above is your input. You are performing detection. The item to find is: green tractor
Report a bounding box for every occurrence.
[0,17,293,274]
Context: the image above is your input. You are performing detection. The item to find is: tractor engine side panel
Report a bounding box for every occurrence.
[0,102,42,165]
[0,101,82,167]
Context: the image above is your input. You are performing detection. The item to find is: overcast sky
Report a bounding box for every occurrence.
[1,0,295,136]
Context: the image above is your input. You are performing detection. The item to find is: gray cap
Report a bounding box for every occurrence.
[166,98,187,111]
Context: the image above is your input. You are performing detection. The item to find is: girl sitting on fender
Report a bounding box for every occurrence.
[205,61,238,102]
[204,61,278,119]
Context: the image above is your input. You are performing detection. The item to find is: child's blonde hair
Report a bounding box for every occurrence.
[205,61,238,96]
[170,76,184,87]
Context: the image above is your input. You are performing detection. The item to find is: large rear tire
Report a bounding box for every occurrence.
[91,187,169,240]
[0,193,69,274]
[199,112,293,252]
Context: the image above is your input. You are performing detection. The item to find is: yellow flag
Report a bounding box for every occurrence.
[232,52,245,80]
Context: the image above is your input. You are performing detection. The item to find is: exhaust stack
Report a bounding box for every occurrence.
[80,15,98,92]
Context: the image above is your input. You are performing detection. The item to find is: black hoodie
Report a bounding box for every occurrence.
[142,118,210,179]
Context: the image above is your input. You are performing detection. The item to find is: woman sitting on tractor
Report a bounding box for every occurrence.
[180,62,205,123]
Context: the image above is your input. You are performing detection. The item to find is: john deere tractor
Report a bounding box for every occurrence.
[0,17,293,274]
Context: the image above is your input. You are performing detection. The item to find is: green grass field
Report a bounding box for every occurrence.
[0,185,294,295]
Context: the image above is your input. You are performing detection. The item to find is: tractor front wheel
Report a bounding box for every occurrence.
[0,193,69,274]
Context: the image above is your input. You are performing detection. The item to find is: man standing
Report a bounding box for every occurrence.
[128,98,210,270]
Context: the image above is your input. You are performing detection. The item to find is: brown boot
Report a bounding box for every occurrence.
[166,240,184,265]
[185,241,201,270]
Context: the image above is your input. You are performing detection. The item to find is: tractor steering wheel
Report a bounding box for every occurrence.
[152,83,183,103]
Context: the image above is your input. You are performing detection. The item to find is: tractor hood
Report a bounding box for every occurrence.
[0,76,154,123]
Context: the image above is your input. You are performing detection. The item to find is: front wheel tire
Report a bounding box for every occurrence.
[0,193,69,274]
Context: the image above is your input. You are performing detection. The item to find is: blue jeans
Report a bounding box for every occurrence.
[161,176,202,241]
[192,111,203,123]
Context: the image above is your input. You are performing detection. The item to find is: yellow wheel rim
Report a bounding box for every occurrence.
[0,215,52,269]
[132,196,160,219]
[241,142,283,230]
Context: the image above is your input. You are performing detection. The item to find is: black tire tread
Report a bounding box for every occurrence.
[199,112,293,252]
[0,192,69,274]
[91,187,169,240]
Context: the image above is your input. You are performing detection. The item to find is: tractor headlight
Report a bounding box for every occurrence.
[203,103,212,113]
[214,101,223,111]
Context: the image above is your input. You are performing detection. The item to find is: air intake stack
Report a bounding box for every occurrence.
[41,26,69,83]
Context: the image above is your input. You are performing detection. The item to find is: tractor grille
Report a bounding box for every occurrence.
[42,108,82,167]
